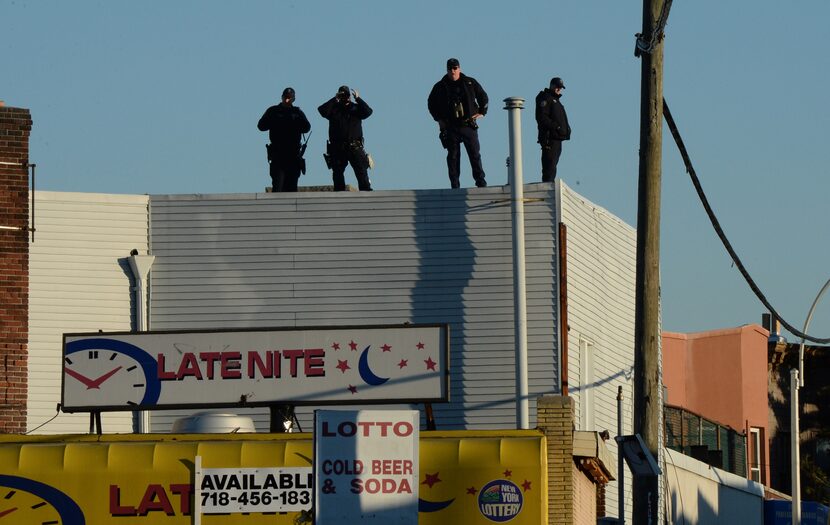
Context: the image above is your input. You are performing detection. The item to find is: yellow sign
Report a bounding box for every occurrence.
[0,431,545,524]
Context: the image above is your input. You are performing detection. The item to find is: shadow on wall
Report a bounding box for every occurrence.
[411,190,475,429]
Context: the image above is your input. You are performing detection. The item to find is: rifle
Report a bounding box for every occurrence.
[299,131,311,175]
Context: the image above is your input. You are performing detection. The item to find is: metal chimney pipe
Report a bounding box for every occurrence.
[504,97,530,429]
[128,252,156,433]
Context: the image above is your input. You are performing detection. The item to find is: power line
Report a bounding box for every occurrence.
[662,98,830,344]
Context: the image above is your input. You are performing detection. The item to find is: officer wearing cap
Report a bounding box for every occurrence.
[535,77,571,182]
[428,58,489,189]
[258,87,311,192]
[318,85,373,191]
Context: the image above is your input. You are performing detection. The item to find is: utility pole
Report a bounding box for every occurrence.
[633,0,670,522]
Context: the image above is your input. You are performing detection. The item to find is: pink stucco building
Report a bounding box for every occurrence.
[663,324,771,485]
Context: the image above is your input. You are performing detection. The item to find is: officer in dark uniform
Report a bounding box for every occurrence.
[428,58,489,189]
[257,87,311,192]
[317,85,373,191]
[535,77,571,182]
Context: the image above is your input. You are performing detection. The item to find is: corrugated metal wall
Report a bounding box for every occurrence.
[147,185,560,431]
[28,191,149,434]
[557,179,637,520]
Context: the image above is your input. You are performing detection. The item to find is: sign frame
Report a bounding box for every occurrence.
[61,323,449,413]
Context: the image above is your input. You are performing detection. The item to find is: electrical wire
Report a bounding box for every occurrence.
[24,405,61,435]
[663,99,830,344]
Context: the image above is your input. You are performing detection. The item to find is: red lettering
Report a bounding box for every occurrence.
[199,352,221,379]
[304,348,325,376]
[282,349,304,377]
[137,484,175,516]
[110,484,193,517]
[176,353,203,380]
[248,351,273,378]
[323,459,363,475]
[371,459,412,475]
[157,355,176,380]
[351,478,413,494]
[374,421,393,436]
[357,421,373,436]
[109,485,137,516]
[322,421,335,437]
[169,484,192,515]
[220,352,242,379]
[394,421,414,437]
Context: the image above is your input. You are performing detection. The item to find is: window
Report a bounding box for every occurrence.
[579,337,595,431]
[749,427,763,482]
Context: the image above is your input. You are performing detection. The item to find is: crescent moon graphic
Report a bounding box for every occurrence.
[358,346,389,386]
[418,498,455,512]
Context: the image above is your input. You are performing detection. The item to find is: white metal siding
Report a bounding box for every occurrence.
[27,191,149,434]
[147,185,560,431]
[557,179,637,520]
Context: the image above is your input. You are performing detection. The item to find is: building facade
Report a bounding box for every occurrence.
[3,105,644,521]
[663,325,771,485]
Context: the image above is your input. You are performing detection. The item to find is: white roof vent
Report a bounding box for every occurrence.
[171,412,256,433]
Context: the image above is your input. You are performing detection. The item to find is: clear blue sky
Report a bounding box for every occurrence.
[5,0,830,342]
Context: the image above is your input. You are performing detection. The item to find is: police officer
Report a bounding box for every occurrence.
[428,58,489,189]
[318,85,373,191]
[257,87,311,192]
[535,77,571,182]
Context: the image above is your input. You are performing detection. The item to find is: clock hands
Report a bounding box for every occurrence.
[0,507,18,518]
[64,366,123,389]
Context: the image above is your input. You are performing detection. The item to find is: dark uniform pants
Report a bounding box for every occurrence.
[331,144,372,192]
[270,157,302,193]
[446,126,486,189]
[541,140,563,182]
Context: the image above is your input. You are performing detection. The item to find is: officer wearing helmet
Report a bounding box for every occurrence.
[258,87,311,192]
[318,85,373,191]
[535,77,571,182]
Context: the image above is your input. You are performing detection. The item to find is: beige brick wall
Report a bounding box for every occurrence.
[573,462,597,525]
[537,395,575,524]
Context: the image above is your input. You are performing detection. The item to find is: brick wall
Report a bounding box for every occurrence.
[537,395,575,524]
[0,105,31,434]
[573,462,597,525]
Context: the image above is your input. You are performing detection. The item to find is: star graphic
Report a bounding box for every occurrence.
[347,385,358,394]
[466,486,477,495]
[349,340,358,351]
[336,360,350,373]
[424,357,437,371]
[503,469,512,478]
[422,472,441,488]
[381,344,392,352]
[522,480,532,492]
[416,342,425,350]
[398,359,408,369]
[331,342,341,351]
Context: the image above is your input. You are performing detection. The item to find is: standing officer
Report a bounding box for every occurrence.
[535,77,571,182]
[257,87,311,192]
[318,85,373,191]
[428,58,489,189]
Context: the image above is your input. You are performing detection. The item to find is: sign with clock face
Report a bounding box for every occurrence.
[61,324,449,413]
[0,475,86,524]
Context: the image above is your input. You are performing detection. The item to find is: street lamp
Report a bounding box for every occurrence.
[791,277,830,525]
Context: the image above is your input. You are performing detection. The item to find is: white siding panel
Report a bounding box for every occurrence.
[27,191,149,434]
[558,179,637,521]
[147,186,560,432]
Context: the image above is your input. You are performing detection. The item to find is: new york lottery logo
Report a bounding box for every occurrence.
[477,479,523,522]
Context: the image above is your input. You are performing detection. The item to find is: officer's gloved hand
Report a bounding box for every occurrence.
[352,89,359,100]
